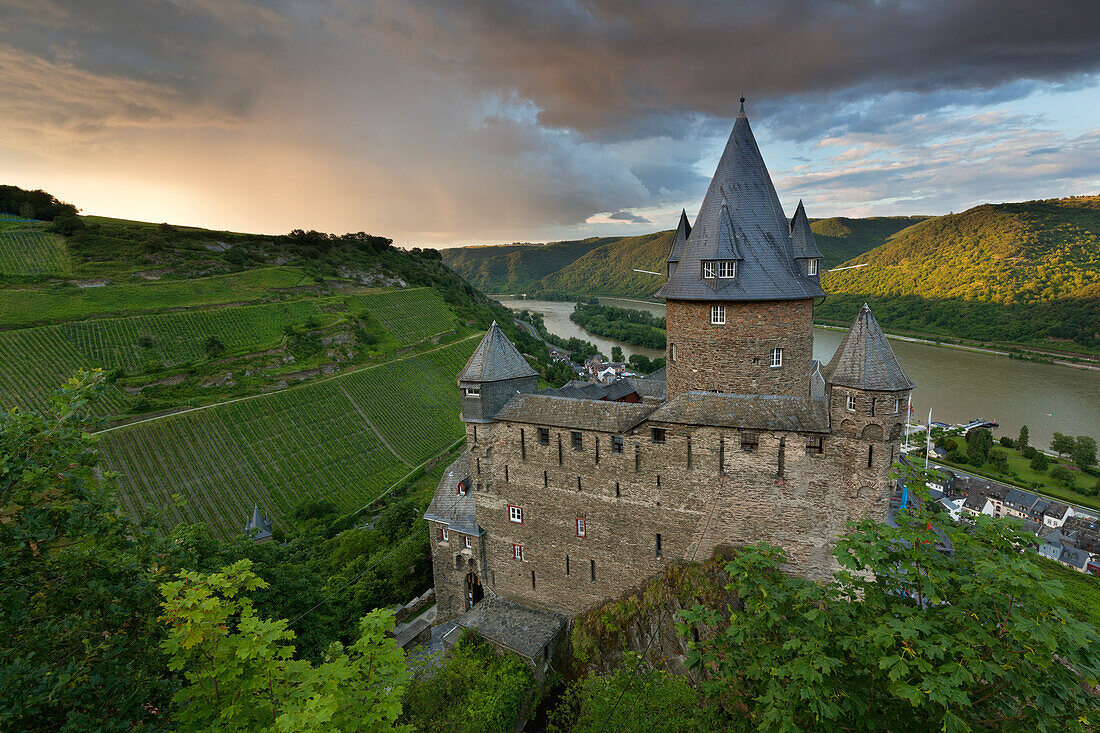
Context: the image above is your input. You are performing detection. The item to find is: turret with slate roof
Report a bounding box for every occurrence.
[826,304,913,393]
[789,200,823,281]
[458,321,539,422]
[665,209,692,277]
[660,100,823,399]
[245,504,273,543]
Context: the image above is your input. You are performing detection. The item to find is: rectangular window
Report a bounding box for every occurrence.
[740,432,758,452]
[711,305,725,324]
[504,465,509,483]
[870,398,876,417]
[846,394,856,412]
[576,518,586,537]
[612,436,624,453]
[867,445,874,469]
[670,343,676,362]
[718,260,736,278]
[656,533,662,558]
[531,571,536,589]
[571,431,583,450]
[441,527,448,542]
[566,555,570,575]
[464,535,471,549]
[652,428,666,444]
[806,436,824,455]
[543,470,548,488]
[508,505,523,524]
[894,398,902,414]
[770,348,783,368]
[520,428,526,460]
[615,481,620,498]
[590,559,596,581]
[702,261,716,278]
[808,259,818,276]
[463,387,480,398]
[513,544,523,562]
[538,427,550,445]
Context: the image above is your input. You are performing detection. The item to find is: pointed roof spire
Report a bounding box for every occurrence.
[458,321,538,383]
[246,504,272,541]
[825,304,914,391]
[739,95,746,117]
[656,105,825,302]
[666,209,692,264]
[790,200,823,259]
[714,201,743,260]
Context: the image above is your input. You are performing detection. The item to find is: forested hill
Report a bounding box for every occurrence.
[818,196,1100,353]
[443,215,923,299]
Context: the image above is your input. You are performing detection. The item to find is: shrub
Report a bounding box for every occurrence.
[1030,453,1052,472]
[999,436,1014,448]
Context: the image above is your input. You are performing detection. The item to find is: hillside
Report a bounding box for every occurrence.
[443,215,922,300]
[0,187,549,538]
[819,197,1100,352]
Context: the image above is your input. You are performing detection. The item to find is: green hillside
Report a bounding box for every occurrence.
[819,197,1100,352]
[0,224,72,276]
[443,215,918,301]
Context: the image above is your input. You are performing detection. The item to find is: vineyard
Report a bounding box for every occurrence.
[346,288,456,344]
[0,228,72,276]
[99,336,478,537]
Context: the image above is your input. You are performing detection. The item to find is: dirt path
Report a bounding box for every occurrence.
[337,381,411,467]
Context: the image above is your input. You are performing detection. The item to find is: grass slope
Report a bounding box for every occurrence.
[0,227,72,276]
[441,237,614,293]
[346,289,456,344]
[810,216,928,270]
[100,336,478,538]
[820,197,1100,352]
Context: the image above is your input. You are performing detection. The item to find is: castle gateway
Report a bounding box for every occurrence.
[426,105,913,623]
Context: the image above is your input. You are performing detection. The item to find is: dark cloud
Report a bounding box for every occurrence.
[606,210,652,225]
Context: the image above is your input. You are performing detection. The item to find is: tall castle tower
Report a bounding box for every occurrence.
[657,103,824,399]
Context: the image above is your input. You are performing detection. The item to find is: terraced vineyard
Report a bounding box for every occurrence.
[0,228,72,276]
[347,288,456,344]
[99,336,478,537]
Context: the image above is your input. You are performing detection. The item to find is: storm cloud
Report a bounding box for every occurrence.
[1,1,1098,244]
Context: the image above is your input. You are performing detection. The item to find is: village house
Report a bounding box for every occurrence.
[424,104,916,661]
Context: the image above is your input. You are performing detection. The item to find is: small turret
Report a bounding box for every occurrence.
[790,200,822,280]
[245,504,272,542]
[457,322,538,423]
[665,209,692,277]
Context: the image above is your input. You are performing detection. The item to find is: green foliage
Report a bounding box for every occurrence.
[611,345,623,362]
[965,428,993,463]
[546,655,700,732]
[1030,452,1052,471]
[0,370,175,731]
[1052,431,1076,456]
[627,353,665,375]
[680,464,1100,731]
[0,184,78,221]
[989,449,1008,472]
[1017,424,1030,451]
[160,559,409,731]
[1072,436,1098,470]
[376,499,417,541]
[400,632,536,732]
[1034,557,1100,627]
[570,302,666,349]
[0,226,72,276]
[203,334,226,358]
[1050,464,1074,486]
[998,436,1014,448]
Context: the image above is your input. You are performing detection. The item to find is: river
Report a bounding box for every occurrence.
[495,296,1100,449]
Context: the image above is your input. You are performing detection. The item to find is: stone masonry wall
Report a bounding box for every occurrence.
[665,298,815,399]
[428,518,488,622]
[468,404,904,617]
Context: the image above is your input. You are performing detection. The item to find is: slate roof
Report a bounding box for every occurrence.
[424,452,481,536]
[789,200,823,259]
[454,596,567,660]
[1060,545,1090,569]
[542,380,639,402]
[666,209,692,266]
[245,504,272,541]
[495,394,656,433]
[646,391,830,432]
[1045,502,1070,521]
[825,304,914,391]
[655,111,825,302]
[458,322,538,383]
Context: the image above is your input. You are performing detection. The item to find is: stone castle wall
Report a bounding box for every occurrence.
[664,298,815,399]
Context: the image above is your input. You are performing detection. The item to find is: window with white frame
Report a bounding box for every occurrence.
[508,505,523,524]
[512,544,523,561]
[463,535,471,549]
[846,394,856,412]
[769,348,783,368]
[895,397,902,414]
[808,259,818,276]
[718,260,736,278]
[702,261,716,278]
[711,305,725,324]
[441,527,449,541]
[576,518,586,537]
[463,387,480,398]
[669,343,676,362]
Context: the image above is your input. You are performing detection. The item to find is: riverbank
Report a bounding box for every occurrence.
[491,293,1100,371]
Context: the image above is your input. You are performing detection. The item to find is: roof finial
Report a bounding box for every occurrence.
[739,94,746,117]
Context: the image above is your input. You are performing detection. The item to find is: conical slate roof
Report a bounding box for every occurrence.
[246,504,272,541]
[458,321,538,383]
[790,200,823,259]
[666,209,692,265]
[656,110,825,302]
[825,305,914,391]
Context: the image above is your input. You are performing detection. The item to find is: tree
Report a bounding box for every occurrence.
[203,335,225,358]
[160,559,409,732]
[1051,432,1076,457]
[965,428,993,464]
[1050,465,1075,487]
[376,499,417,542]
[989,450,1008,472]
[1030,452,1052,472]
[0,370,176,731]
[611,346,624,363]
[680,464,1100,732]
[1072,436,1098,471]
[1017,424,1029,451]
[998,436,1014,448]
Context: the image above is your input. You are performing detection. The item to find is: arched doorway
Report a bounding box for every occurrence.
[465,572,484,610]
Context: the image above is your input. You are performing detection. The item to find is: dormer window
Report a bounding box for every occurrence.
[464,387,480,398]
[718,261,736,278]
[702,261,716,278]
[808,259,818,276]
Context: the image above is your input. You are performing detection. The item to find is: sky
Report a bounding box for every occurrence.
[2,1,1099,248]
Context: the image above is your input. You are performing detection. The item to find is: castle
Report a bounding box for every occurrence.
[425,104,914,639]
